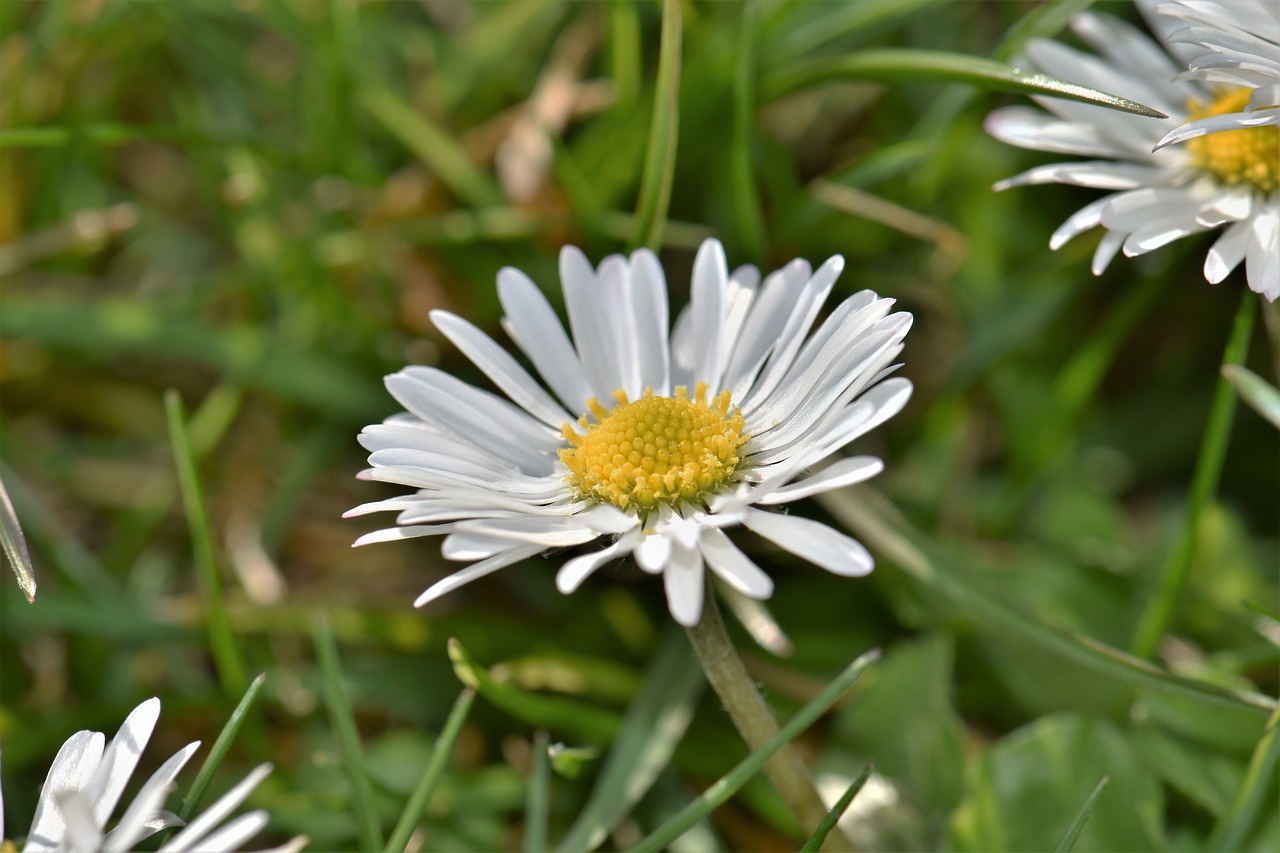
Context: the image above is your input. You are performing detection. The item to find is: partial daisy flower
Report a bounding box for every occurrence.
[984,4,1279,300]
[348,239,912,626]
[1,698,304,852]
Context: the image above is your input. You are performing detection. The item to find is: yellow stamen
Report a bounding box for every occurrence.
[1186,88,1279,192]
[559,383,748,513]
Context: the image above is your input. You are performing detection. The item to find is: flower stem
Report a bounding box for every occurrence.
[1128,291,1256,659]
[685,586,853,851]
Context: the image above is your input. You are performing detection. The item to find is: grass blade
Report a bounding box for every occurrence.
[361,87,502,209]
[385,687,477,853]
[448,638,622,742]
[0,476,36,602]
[1054,775,1109,852]
[555,627,704,853]
[166,390,246,696]
[763,48,1166,117]
[1222,364,1280,430]
[994,0,1097,62]
[179,672,268,820]
[628,648,880,853]
[524,730,551,853]
[630,0,682,252]
[798,761,873,853]
[1129,292,1256,658]
[818,488,1276,716]
[314,612,384,852]
[1209,704,1280,852]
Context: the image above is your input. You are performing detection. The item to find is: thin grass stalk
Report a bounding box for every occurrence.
[629,647,879,853]
[684,587,855,851]
[314,612,384,852]
[630,0,681,252]
[385,687,477,853]
[523,730,551,853]
[1129,292,1256,658]
[165,389,246,696]
[180,672,268,820]
[799,761,873,853]
[1209,703,1280,852]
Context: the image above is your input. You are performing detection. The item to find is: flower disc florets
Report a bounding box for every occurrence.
[560,383,747,513]
[1186,88,1280,192]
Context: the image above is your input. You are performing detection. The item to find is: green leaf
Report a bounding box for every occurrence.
[833,633,966,816]
[629,648,880,853]
[524,730,552,853]
[555,627,704,853]
[994,0,1098,62]
[631,0,682,251]
[448,638,622,742]
[763,49,1166,118]
[949,714,1164,852]
[1222,364,1280,431]
[818,488,1276,717]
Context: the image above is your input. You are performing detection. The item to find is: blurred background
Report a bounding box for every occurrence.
[1,1,1276,850]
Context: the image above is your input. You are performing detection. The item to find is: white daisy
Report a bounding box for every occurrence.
[984,3,1279,300]
[347,239,913,627]
[2,698,303,852]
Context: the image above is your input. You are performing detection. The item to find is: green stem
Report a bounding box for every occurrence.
[685,586,854,851]
[1128,292,1256,658]
[630,0,681,252]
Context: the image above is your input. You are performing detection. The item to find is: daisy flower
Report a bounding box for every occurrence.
[348,239,913,626]
[984,2,1279,300]
[2,698,303,852]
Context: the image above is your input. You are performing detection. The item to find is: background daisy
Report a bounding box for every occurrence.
[985,4,1279,299]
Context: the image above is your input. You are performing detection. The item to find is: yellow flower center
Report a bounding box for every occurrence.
[560,383,748,513]
[1186,88,1280,192]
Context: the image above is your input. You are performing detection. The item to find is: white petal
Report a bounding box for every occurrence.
[689,239,729,390]
[1050,196,1111,249]
[497,266,592,413]
[160,764,272,852]
[1204,218,1253,283]
[556,529,642,593]
[430,310,573,428]
[85,698,160,829]
[1092,230,1127,275]
[1102,187,1200,232]
[168,811,269,853]
[1155,108,1280,150]
[984,106,1129,157]
[414,544,545,606]
[53,790,102,853]
[699,528,773,599]
[353,524,456,547]
[994,160,1171,191]
[629,249,672,394]
[635,533,672,573]
[723,259,813,400]
[561,245,624,401]
[755,456,884,505]
[28,731,106,852]
[103,742,200,853]
[1245,205,1280,301]
[744,509,874,577]
[663,542,705,627]
[1121,215,1205,256]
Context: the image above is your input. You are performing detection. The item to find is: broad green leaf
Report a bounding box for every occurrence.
[556,627,703,853]
[948,714,1164,852]
[818,488,1276,717]
[833,633,965,818]
[763,49,1166,118]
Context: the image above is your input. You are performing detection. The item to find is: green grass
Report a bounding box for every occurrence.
[1,1,1277,851]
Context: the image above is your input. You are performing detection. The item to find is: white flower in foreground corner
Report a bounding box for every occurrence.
[347,239,913,626]
[984,2,1279,300]
[0,698,305,852]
